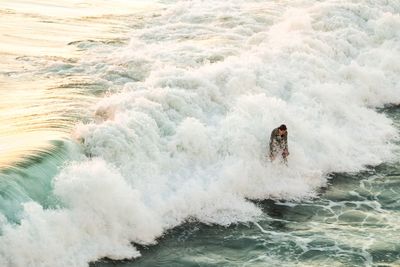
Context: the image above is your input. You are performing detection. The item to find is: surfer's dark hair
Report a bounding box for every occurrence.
[279,124,287,131]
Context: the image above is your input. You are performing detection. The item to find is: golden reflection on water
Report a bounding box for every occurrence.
[0,78,96,168]
[0,0,156,168]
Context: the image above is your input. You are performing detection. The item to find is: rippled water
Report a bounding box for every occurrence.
[1,1,399,267]
[0,0,153,168]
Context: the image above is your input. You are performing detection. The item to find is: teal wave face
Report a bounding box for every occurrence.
[0,140,81,223]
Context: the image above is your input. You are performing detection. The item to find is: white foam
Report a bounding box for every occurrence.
[1,0,400,266]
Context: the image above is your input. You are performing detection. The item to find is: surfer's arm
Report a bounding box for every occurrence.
[283,132,289,155]
[269,129,276,156]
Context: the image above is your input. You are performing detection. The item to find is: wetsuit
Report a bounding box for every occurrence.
[269,127,288,161]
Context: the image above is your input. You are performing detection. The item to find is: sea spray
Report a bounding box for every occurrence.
[0,0,399,266]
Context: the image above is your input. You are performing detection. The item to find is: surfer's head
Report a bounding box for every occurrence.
[278,124,287,135]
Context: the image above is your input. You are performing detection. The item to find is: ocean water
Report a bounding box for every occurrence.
[0,1,399,267]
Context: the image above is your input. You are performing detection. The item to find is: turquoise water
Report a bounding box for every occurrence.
[3,134,399,266]
[0,141,75,222]
[1,1,399,267]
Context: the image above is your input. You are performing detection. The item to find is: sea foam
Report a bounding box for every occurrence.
[1,1,399,266]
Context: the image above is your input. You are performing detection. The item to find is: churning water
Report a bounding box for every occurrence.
[0,1,399,266]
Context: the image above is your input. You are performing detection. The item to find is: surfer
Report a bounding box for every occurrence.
[269,124,289,163]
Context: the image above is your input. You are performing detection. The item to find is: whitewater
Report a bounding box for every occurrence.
[0,0,399,266]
